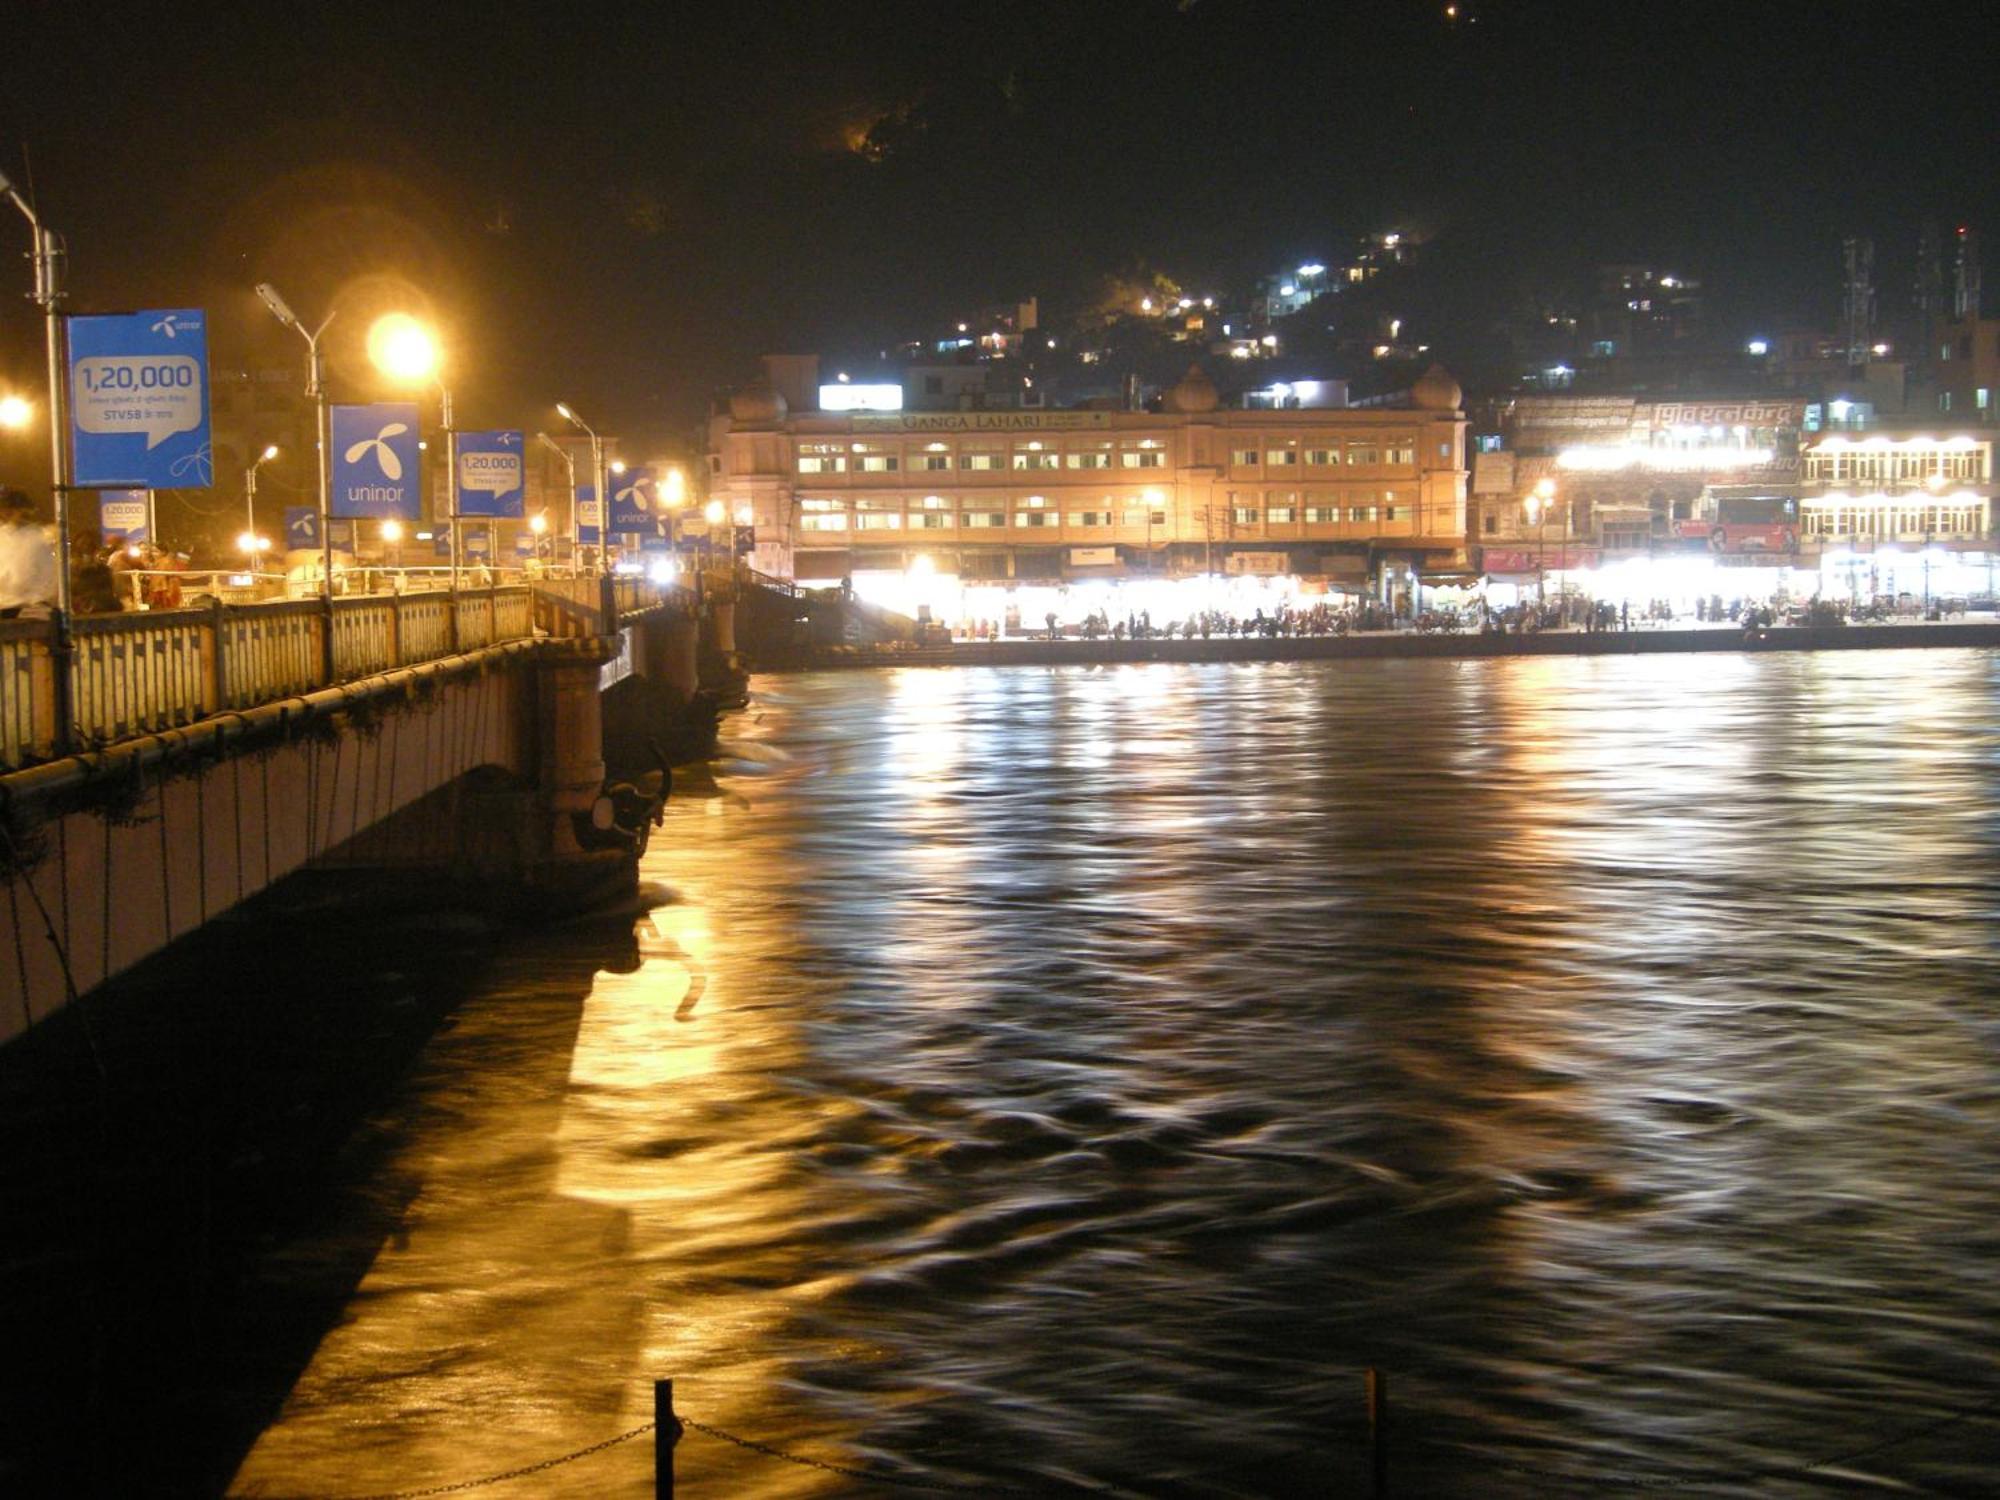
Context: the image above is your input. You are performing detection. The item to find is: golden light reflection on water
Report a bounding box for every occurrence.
[235,655,2000,1497]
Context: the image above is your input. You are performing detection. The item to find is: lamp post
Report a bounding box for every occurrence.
[255,283,337,674]
[703,498,725,577]
[536,431,576,570]
[1525,476,1556,614]
[242,443,279,564]
[556,402,605,575]
[366,314,452,598]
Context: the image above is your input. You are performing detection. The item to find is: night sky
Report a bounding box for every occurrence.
[2,0,1996,450]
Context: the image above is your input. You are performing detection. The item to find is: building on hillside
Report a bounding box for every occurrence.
[707,356,1468,619]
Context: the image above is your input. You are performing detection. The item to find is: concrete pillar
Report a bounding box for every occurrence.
[656,616,699,705]
[534,646,610,856]
[708,600,737,656]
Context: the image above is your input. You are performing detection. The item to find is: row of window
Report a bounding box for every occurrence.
[1803,503,1986,538]
[797,506,1409,532]
[794,437,1426,475]
[1228,442,1415,467]
[1802,451,1989,484]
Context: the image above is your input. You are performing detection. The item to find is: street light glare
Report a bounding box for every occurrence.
[555,402,578,423]
[0,394,31,429]
[260,443,280,462]
[367,313,441,382]
[380,519,404,543]
[703,499,726,525]
[528,511,549,534]
[663,467,687,504]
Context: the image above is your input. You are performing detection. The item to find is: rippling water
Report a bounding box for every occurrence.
[230,653,2000,1497]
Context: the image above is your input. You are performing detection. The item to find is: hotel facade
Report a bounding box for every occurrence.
[707,359,1469,607]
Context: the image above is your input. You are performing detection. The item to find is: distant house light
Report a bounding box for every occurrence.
[1747,339,1769,356]
[1298,263,1326,277]
[1280,283,1296,297]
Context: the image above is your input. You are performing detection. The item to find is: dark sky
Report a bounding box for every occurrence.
[2,0,1996,448]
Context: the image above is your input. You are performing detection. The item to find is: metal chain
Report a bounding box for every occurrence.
[683,1417,998,1492]
[260,1420,656,1500]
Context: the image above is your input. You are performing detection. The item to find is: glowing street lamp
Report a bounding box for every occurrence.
[367,314,454,589]
[536,432,576,565]
[241,442,280,562]
[256,282,340,670]
[556,402,606,574]
[0,394,31,429]
[1524,477,1557,609]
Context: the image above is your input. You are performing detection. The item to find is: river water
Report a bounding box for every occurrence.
[225,653,2000,1497]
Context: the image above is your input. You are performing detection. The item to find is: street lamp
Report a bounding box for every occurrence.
[256,282,339,673]
[241,442,279,564]
[364,313,451,591]
[536,431,576,568]
[3,170,72,632]
[556,402,606,575]
[1524,477,1556,612]
[0,394,30,429]
[703,497,725,573]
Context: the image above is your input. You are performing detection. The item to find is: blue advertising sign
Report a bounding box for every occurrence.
[330,403,421,519]
[68,310,212,489]
[456,430,525,518]
[514,531,536,556]
[329,520,356,554]
[434,533,453,558]
[608,466,656,532]
[576,484,600,544]
[99,490,149,542]
[464,529,491,557]
[284,506,320,549]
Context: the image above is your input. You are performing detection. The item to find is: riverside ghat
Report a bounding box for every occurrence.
[787,619,2000,668]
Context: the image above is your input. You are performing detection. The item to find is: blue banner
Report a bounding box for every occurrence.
[514,531,536,556]
[99,490,149,542]
[283,506,320,549]
[330,403,421,519]
[456,429,525,518]
[68,310,212,489]
[576,484,600,545]
[608,466,656,532]
[464,529,491,557]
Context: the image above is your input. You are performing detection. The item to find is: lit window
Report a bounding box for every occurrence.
[1267,505,1295,523]
[1065,451,1111,469]
[1014,511,1055,527]
[1266,449,1299,466]
[918,494,949,509]
[1307,448,1337,466]
[1012,451,1060,470]
[1349,505,1378,522]
[921,454,951,471]
[961,453,1002,470]
[1348,444,1380,465]
[1231,448,1259,466]
[800,513,850,531]
[797,455,846,474]
[963,511,1005,528]
[910,512,952,529]
[856,512,902,529]
[1068,512,1114,528]
[857,455,898,472]
[1232,507,1260,525]
[1386,439,1414,465]
[1121,450,1165,468]
[1304,506,1338,523]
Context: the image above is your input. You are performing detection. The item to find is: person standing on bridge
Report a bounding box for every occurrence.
[0,487,56,616]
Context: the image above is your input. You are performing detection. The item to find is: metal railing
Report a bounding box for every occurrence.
[0,587,537,771]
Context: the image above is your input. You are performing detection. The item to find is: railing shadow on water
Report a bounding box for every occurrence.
[0,882,658,1498]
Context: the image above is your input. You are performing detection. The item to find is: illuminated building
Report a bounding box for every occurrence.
[708,357,1467,606]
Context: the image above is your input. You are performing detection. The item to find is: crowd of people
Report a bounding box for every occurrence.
[0,487,194,617]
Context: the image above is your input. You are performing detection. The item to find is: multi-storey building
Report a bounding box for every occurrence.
[707,358,1468,604]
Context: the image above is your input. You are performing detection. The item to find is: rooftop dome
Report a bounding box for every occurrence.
[1409,363,1463,412]
[1164,363,1220,414]
[728,380,788,424]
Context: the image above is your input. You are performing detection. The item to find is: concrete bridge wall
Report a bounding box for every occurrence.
[0,648,537,1047]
